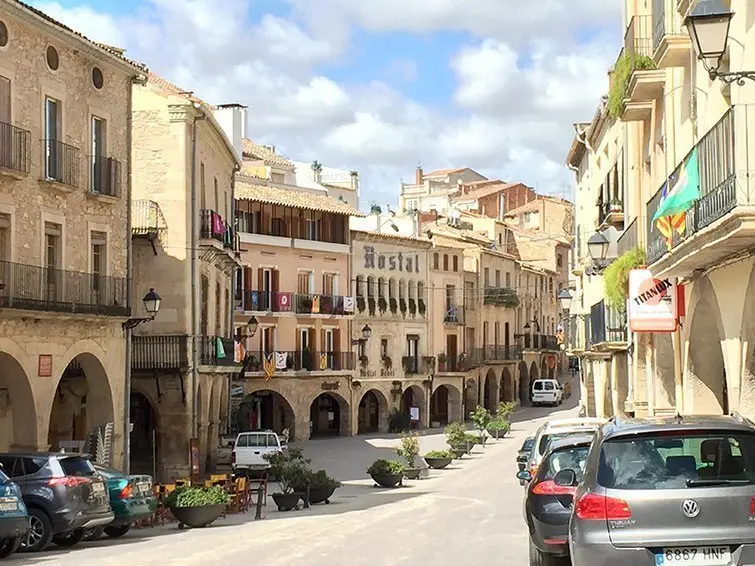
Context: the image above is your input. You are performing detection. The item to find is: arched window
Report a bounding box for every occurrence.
[356,275,365,297]
[367,276,375,298]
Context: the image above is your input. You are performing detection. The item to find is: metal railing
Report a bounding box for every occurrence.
[646,106,752,264]
[199,336,238,366]
[482,287,519,308]
[242,350,355,372]
[41,139,80,187]
[402,356,430,375]
[617,217,639,256]
[294,293,350,315]
[516,334,559,350]
[0,121,30,174]
[90,155,121,197]
[131,335,190,370]
[652,0,682,54]
[437,353,472,372]
[132,200,167,237]
[625,14,654,58]
[590,300,627,345]
[443,304,464,325]
[0,260,128,315]
[472,345,524,363]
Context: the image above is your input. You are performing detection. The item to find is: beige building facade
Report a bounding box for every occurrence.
[0,1,145,468]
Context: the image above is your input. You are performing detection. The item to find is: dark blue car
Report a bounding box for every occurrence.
[0,466,28,560]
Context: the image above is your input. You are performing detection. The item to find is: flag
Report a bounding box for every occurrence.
[653,149,699,250]
[234,341,245,363]
[655,180,688,250]
[263,353,275,380]
[216,337,226,359]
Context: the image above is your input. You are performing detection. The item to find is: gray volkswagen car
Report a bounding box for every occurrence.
[566,413,755,566]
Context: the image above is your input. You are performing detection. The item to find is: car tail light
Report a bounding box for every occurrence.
[750,497,755,515]
[49,476,90,488]
[119,484,133,499]
[575,493,631,520]
[532,480,576,496]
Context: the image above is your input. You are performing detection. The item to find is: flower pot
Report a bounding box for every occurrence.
[403,467,421,480]
[450,446,466,459]
[369,473,403,488]
[424,457,452,470]
[272,492,301,511]
[169,504,226,529]
[307,486,337,504]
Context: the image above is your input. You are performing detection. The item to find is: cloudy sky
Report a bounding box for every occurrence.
[32,0,622,209]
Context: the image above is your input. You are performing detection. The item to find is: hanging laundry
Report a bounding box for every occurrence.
[212,212,225,235]
[311,295,320,314]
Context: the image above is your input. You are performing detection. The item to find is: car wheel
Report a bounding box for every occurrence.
[82,527,104,541]
[52,528,85,547]
[0,537,22,558]
[20,508,53,553]
[104,525,130,538]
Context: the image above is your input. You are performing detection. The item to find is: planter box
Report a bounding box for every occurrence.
[424,457,452,469]
[369,473,403,488]
[169,504,226,528]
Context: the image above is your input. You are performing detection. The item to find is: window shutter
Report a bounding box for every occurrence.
[296,330,301,353]
[272,269,280,293]
[244,267,253,292]
[257,269,263,293]
[333,328,341,353]
[320,329,326,355]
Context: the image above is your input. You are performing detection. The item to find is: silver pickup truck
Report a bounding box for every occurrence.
[231,431,283,475]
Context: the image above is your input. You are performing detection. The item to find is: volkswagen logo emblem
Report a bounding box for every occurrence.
[681,499,700,518]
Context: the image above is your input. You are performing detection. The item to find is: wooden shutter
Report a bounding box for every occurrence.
[272,269,280,293]
[333,328,341,353]
[0,77,10,125]
[310,328,318,353]
[257,268,263,293]
[320,329,326,355]
[244,267,253,292]
[296,330,301,353]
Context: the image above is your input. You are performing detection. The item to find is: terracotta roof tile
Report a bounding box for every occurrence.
[11,0,147,71]
[235,175,364,217]
[241,139,295,170]
[424,167,466,177]
[351,230,432,245]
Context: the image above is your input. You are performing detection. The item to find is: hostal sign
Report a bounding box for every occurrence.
[363,246,420,273]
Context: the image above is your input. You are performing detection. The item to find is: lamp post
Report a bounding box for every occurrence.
[557,289,573,312]
[351,324,372,345]
[123,288,161,474]
[587,231,609,263]
[685,10,755,85]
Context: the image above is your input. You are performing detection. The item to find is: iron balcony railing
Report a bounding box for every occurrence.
[402,356,430,375]
[200,209,236,250]
[41,139,80,187]
[646,106,752,264]
[294,293,350,315]
[625,14,654,58]
[617,217,639,257]
[483,287,519,307]
[471,345,524,363]
[243,350,355,372]
[0,260,128,316]
[200,336,238,366]
[132,200,167,237]
[652,0,682,54]
[131,335,190,371]
[90,155,121,197]
[516,334,559,350]
[437,353,473,372]
[0,121,30,174]
[590,300,627,345]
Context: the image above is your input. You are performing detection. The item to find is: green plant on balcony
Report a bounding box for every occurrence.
[603,246,647,311]
[399,298,407,315]
[418,298,426,316]
[437,352,447,371]
[360,355,369,368]
[378,296,388,314]
[608,52,657,119]
[320,294,334,314]
[357,296,366,313]
[247,355,261,371]
[388,297,397,313]
[368,297,376,316]
[408,297,417,316]
[382,355,392,369]
[494,288,519,308]
[301,348,313,371]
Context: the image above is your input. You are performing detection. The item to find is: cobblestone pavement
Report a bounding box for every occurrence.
[15,379,580,566]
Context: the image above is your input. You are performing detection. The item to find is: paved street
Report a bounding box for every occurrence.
[12,385,579,566]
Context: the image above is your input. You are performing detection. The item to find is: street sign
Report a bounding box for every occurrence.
[628,269,679,332]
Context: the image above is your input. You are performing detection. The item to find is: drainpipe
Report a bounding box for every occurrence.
[124,72,147,474]
[191,105,206,440]
[228,164,240,434]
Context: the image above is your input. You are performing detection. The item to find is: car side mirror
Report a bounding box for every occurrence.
[516,470,532,482]
[554,468,577,487]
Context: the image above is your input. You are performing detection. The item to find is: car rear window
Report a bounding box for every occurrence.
[533,382,543,391]
[598,432,755,490]
[0,467,7,482]
[522,438,534,451]
[60,457,96,477]
[544,382,555,390]
[539,429,597,455]
[543,445,591,481]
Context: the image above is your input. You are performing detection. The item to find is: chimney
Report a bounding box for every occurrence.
[350,170,358,192]
[415,166,423,185]
[214,103,248,161]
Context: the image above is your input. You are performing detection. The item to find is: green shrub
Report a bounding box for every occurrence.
[424,450,455,459]
[608,53,656,118]
[444,421,467,446]
[487,419,511,434]
[470,406,491,433]
[164,485,229,508]
[603,246,647,310]
[496,401,516,421]
[388,407,410,433]
[367,459,405,475]
[396,432,420,468]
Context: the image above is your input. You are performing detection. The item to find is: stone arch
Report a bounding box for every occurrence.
[239,387,297,439]
[741,262,755,415]
[129,385,160,479]
[357,388,389,433]
[401,384,425,427]
[47,350,115,452]
[430,383,462,425]
[528,361,539,405]
[483,368,498,411]
[518,361,529,405]
[501,367,513,402]
[0,349,38,452]
[686,277,727,414]
[310,391,350,437]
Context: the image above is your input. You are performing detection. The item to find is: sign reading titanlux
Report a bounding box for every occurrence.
[363,246,420,273]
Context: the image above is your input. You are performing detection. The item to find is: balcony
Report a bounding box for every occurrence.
[565,315,586,353]
[443,304,464,325]
[0,121,30,177]
[652,0,691,68]
[617,15,665,121]
[617,217,639,257]
[295,293,352,316]
[132,200,167,254]
[402,356,431,375]
[199,336,239,367]
[89,155,122,198]
[40,139,80,188]
[472,345,523,364]
[482,287,519,308]
[0,260,129,316]
[646,106,755,277]
[517,334,560,351]
[131,335,190,371]
[243,350,355,373]
[589,300,628,350]
[437,353,475,373]
[200,209,237,251]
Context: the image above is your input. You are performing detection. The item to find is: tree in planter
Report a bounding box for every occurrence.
[496,401,516,422]
[378,296,388,314]
[395,432,421,477]
[408,297,417,316]
[389,297,398,314]
[469,406,491,446]
[487,418,511,439]
[445,421,468,449]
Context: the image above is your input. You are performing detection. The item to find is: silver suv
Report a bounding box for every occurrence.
[566,413,755,566]
[525,417,606,480]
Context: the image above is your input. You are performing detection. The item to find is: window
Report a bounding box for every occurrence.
[60,457,96,477]
[405,335,419,373]
[90,117,107,193]
[200,163,206,209]
[44,221,61,270]
[92,67,104,89]
[0,76,10,127]
[305,219,318,240]
[298,271,312,294]
[557,254,563,268]
[543,445,590,483]
[90,230,106,291]
[261,326,274,354]
[200,275,209,335]
[484,268,490,287]
[322,273,335,296]
[0,21,7,48]
[46,45,59,70]
[44,97,60,180]
[381,338,388,358]
[452,255,458,272]
[495,270,501,287]
[494,322,500,347]
[443,254,448,270]
[299,328,310,352]
[215,282,222,335]
[433,253,439,269]
[505,272,511,288]
[271,172,284,184]
[0,213,9,261]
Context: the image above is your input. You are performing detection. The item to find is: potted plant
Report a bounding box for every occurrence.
[437,352,447,372]
[293,469,341,505]
[395,433,421,480]
[423,450,455,469]
[469,406,491,447]
[265,448,311,510]
[496,401,515,422]
[487,418,511,439]
[301,347,313,371]
[418,298,426,316]
[367,459,405,488]
[378,296,388,313]
[445,422,468,458]
[399,298,407,315]
[164,485,230,529]
[360,355,369,368]
[408,297,417,316]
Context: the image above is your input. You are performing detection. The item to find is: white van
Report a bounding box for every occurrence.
[231,430,282,474]
[531,379,563,406]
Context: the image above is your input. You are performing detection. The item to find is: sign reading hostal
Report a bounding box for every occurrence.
[628,269,679,332]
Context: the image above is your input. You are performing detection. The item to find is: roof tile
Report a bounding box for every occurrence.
[241,139,295,170]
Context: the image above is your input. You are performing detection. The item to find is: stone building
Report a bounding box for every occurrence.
[128,73,241,480]
[0,1,146,468]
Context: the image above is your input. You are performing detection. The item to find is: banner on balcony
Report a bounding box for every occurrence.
[275,352,287,370]
[319,353,328,370]
[212,212,225,236]
[234,341,246,363]
[263,353,275,380]
[216,337,226,359]
[249,291,259,311]
[654,149,700,250]
[312,295,320,314]
[628,269,679,332]
[343,296,355,313]
[276,292,292,311]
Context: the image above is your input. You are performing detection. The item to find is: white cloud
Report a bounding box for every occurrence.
[31,0,619,206]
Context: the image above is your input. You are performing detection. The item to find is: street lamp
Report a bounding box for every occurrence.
[587,231,609,262]
[557,289,573,311]
[246,316,259,338]
[123,288,162,330]
[523,320,540,333]
[352,324,372,345]
[685,10,755,84]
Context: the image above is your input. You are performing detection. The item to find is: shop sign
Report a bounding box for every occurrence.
[322,381,340,391]
[363,246,421,273]
[628,269,679,332]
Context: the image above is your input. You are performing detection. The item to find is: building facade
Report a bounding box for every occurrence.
[128,73,241,480]
[0,1,145,468]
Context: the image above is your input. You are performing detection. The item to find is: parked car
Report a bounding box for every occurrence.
[0,453,113,552]
[568,413,755,566]
[518,436,536,472]
[0,466,28,560]
[81,464,157,541]
[531,379,564,407]
[524,417,605,482]
[232,430,283,476]
[518,434,594,566]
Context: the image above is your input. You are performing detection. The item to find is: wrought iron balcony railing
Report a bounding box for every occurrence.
[131,334,190,371]
[0,121,30,174]
[242,350,355,372]
[89,155,121,197]
[617,217,639,257]
[590,300,628,345]
[41,138,80,187]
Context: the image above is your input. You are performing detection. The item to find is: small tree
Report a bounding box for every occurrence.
[445,421,467,447]
[469,406,491,446]
[496,401,516,422]
[395,432,420,468]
